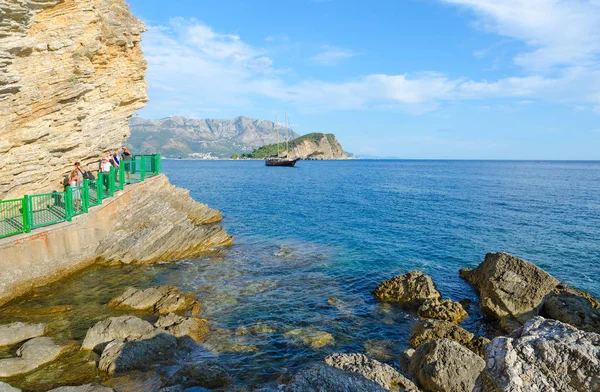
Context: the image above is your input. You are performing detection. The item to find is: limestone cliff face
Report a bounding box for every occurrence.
[0,0,148,200]
[289,133,347,160]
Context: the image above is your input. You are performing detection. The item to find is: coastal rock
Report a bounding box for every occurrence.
[81,316,155,351]
[373,271,441,309]
[409,319,489,356]
[246,133,348,160]
[163,361,233,390]
[98,332,177,375]
[408,339,485,392]
[46,384,115,392]
[0,322,46,346]
[324,353,420,391]
[0,382,21,392]
[284,328,335,348]
[109,286,198,315]
[541,285,600,333]
[417,298,468,324]
[285,363,387,392]
[460,252,559,331]
[0,0,147,199]
[155,313,210,342]
[0,337,77,377]
[483,317,600,392]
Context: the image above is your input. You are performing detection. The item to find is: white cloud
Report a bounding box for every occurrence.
[309,46,359,65]
[441,0,600,71]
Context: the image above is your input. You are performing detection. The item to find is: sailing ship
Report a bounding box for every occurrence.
[265,113,300,167]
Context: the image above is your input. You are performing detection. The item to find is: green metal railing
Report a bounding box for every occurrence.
[0,154,161,239]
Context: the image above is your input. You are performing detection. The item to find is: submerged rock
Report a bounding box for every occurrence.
[324,353,420,391]
[284,328,335,348]
[373,271,441,309]
[285,363,387,392]
[0,322,46,346]
[81,316,155,351]
[483,317,600,392]
[46,384,115,392]
[408,339,485,392]
[0,337,77,377]
[109,286,198,315]
[417,298,468,324]
[460,252,559,331]
[163,361,233,390]
[98,332,177,376]
[542,285,600,333]
[155,313,210,342]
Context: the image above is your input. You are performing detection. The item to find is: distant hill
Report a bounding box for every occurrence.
[129,116,300,158]
[243,133,348,160]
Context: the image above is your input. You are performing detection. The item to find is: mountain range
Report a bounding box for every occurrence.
[129,116,300,158]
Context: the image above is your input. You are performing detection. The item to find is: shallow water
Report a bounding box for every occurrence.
[3,160,600,389]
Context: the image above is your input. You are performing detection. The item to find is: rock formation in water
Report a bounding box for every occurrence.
[245,133,349,160]
[129,116,301,158]
[0,0,148,200]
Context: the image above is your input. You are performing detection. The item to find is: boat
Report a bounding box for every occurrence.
[265,113,299,167]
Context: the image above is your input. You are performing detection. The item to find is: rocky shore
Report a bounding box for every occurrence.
[0,251,597,391]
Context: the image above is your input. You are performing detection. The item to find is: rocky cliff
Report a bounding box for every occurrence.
[245,133,348,160]
[0,0,148,200]
[129,116,301,158]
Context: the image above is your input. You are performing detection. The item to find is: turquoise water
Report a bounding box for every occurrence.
[158,159,600,385]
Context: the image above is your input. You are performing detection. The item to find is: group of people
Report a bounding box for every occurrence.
[64,146,133,193]
[100,146,132,175]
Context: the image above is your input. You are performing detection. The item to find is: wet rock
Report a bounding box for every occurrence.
[417,299,468,324]
[324,353,420,391]
[0,322,46,346]
[236,323,279,335]
[155,313,210,343]
[399,349,414,375]
[408,339,485,392]
[409,319,489,357]
[374,271,441,309]
[46,384,115,392]
[460,252,559,331]
[163,361,233,390]
[0,381,21,392]
[0,337,77,377]
[98,332,177,376]
[364,340,397,361]
[109,286,198,315]
[483,317,600,392]
[541,285,600,333]
[81,316,155,351]
[284,328,334,348]
[158,386,184,392]
[285,363,387,392]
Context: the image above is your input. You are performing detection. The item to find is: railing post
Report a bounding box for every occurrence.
[23,195,31,233]
[119,165,125,189]
[140,156,146,181]
[83,179,89,213]
[65,188,73,222]
[109,167,115,196]
[97,173,103,204]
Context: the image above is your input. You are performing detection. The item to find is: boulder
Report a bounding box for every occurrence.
[410,319,489,357]
[324,353,420,391]
[284,363,387,392]
[374,271,441,309]
[483,317,600,392]
[155,313,210,342]
[417,299,468,324]
[81,316,155,351]
[541,285,600,333]
[0,381,21,392]
[408,339,485,392]
[163,361,233,390]
[284,328,334,348]
[0,337,77,377]
[0,322,46,346]
[98,332,177,376]
[109,286,198,315]
[46,384,115,392]
[460,252,559,331]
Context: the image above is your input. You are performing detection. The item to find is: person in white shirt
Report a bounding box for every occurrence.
[100,156,111,194]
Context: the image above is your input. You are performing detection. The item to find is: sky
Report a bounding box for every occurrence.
[127,0,600,160]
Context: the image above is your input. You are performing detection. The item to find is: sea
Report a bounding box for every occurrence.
[5,159,600,389]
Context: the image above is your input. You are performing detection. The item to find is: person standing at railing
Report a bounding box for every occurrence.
[100,156,111,194]
[121,146,132,181]
[68,170,82,210]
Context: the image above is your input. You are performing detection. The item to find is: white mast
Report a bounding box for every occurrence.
[276,113,280,157]
[285,113,289,157]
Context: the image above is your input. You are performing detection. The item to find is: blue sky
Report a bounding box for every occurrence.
[128,0,600,159]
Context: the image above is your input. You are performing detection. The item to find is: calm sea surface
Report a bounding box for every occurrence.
[6,160,600,389]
